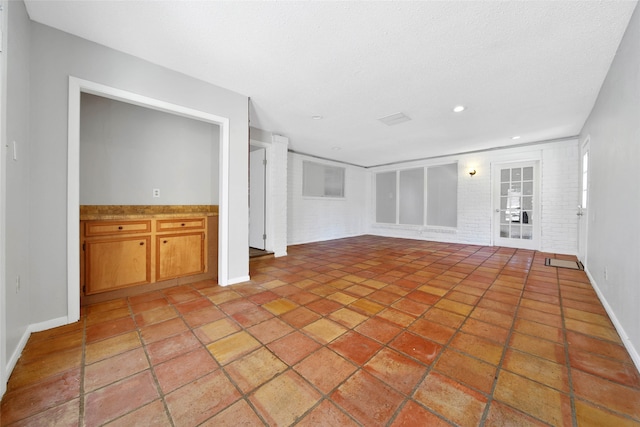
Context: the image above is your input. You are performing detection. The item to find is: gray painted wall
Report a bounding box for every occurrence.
[80,93,220,205]
[579,2,640,361]
[22,17,248,327]
[4,0,31,370]
[2,1,249,383]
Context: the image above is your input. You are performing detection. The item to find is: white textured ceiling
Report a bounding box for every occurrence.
[24,1,637,167]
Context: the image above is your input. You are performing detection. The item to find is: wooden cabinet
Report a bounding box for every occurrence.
[157,218,205,232]
[85,220,151,236]
[81,215,209,295]
[85,236,151,294]
[156,232,205,280]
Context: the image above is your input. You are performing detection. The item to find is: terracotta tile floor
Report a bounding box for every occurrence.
[2,236,640,426]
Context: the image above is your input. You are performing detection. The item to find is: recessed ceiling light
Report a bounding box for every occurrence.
[312,115,323,120]
[332,146,341,151]
[511,135,521,140]
[453,105,465,113]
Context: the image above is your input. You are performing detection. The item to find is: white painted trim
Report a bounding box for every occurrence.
[5,316,70,384]
[490,157,542,250]
[29,316,70,333]
[5,328,29,381]
[584,266,640,372]
[67,76,231,308]
[226,275,251,286]
[250,139,271,252]
[0,0,6,399]
[218,118,230,286]
[67,79,81,323]
[287,232,365,247]
[578,135,591,265]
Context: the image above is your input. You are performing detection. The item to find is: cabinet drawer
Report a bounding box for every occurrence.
[85,220,151,237]
[157,218,205,232]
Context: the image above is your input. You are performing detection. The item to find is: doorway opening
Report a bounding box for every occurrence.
[67,77,231,323]
[249,144,273,260]
[578,136,590,264]
[492,160,541,250]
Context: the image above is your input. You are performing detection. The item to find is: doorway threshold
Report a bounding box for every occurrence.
[250,247,274,260]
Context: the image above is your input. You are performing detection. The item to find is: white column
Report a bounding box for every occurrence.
[270,134,289,257]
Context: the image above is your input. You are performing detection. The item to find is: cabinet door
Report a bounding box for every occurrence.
[157,232,205,280]
[85,237,151,295]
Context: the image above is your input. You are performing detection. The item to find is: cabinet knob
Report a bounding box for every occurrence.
[140,242,144,246]
[181,223,185,227]
[163,240,168,244]
[118,226,123,230]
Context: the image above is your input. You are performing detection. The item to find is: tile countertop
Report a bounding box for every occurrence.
[80,205,219,221]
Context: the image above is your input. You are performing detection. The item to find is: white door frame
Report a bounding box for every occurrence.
[0,0,7,398]
[67,77,231,323]
[249,146,266,250]
[491,160,541,250]
[578,136,590,263]
[249,140,272,252]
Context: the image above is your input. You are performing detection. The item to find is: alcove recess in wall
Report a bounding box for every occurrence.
[79,205,218,305]
[78,93,222,304]
[79,93,220,206]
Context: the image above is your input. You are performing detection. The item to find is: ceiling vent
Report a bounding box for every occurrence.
[378,112,411,126]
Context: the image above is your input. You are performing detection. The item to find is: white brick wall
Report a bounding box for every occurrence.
[287,153,368,245]
[285,139,579,255]
[365,139,580,255]
[540,143,579,254]
[270,136,290,256]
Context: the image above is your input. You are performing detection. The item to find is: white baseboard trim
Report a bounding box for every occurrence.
[5,316,71,389]
[584,266,640,372]
[29,316,70,334]
[287,232,365,247]
[6,327,30,382]
[274,250,287,258]
[225,275,251,287]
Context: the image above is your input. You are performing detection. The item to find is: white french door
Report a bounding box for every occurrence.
[577,138,590,263]
[493,161,540,250]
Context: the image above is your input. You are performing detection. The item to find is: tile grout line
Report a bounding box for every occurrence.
[477,248,533,426]
[253,272,385,426]
[250,244,457,425]
[129,295,177,427]
[386,244,506,426]
[555,255,579,427]
[204,283,273,427]
[79,314,87,427]
[9,237,640,425]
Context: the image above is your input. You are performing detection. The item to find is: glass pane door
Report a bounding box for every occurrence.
[494,162,539,249]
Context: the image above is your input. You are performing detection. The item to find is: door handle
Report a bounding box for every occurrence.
[495,209,500,213]
[576,212,583,216]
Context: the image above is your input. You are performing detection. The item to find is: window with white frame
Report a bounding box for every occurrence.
[375,163,457,227]
[303,161,345,198]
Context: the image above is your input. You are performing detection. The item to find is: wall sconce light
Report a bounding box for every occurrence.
[468,169,477,176]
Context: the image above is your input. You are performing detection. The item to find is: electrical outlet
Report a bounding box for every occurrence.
[604,267,608,281]
[153,188,160,198]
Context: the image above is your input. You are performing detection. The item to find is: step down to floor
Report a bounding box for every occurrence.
[250,248,274,261]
